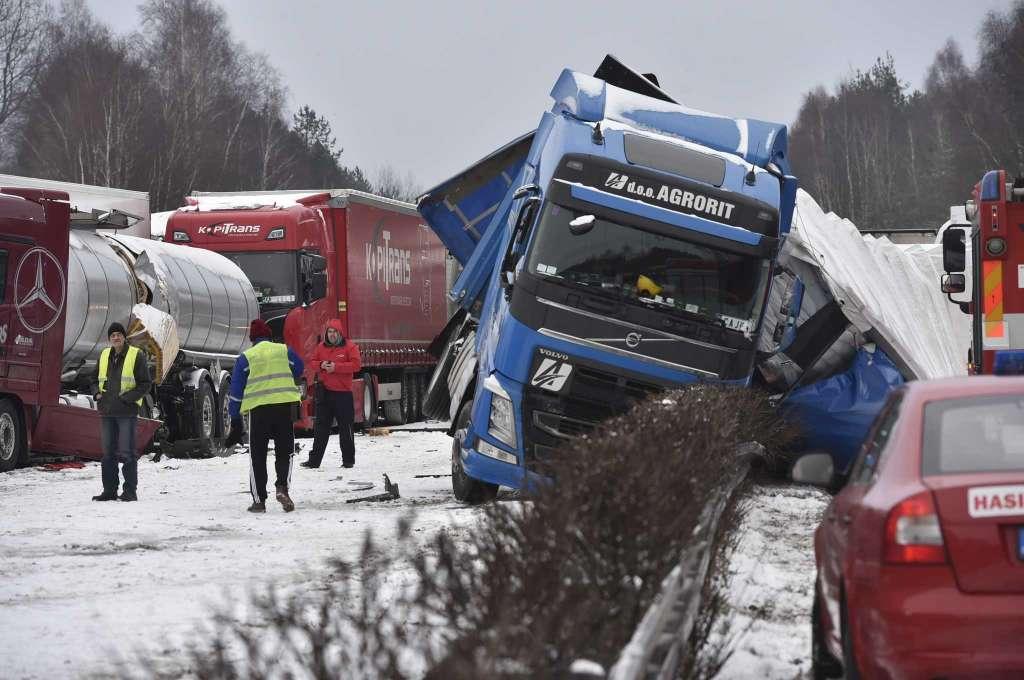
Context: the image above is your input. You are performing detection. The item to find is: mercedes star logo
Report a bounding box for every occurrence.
[15,247,66,334]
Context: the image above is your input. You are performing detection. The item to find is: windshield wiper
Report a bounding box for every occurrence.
[634,296,726,328]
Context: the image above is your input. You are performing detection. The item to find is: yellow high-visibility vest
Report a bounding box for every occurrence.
[240,342,299,414]
[98,346,144,406]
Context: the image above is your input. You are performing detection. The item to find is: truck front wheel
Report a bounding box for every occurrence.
[0,399,27,472]
[451,402,498,504]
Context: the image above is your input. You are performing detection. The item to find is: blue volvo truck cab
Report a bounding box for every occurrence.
[418,57,799,502]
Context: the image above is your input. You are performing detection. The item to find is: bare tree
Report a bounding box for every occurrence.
[0,0,51,163]
[374,163,421,202]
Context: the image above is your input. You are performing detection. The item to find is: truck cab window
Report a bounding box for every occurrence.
[525,203,771,333]
[221,251,298,307]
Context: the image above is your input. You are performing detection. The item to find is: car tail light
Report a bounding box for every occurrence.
[884,491,947,564]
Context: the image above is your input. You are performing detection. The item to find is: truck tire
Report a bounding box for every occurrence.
[194,380,217,456]
[382,382,408,425]
[423,341,457,420]
[360,372,377,427]
[217,374,232,438]
[0,399,26,472]
[413,372,425,422]
[403,372,417,423]
[451,401,498,504]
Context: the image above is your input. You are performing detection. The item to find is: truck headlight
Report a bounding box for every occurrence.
[487,393,516,447]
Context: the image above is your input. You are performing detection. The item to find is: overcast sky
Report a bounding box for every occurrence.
[88,0,1013,191]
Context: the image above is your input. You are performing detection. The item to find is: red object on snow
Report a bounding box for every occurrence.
[37,462,87,471]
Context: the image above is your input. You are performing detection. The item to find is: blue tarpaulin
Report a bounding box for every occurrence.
[781,347,904,474]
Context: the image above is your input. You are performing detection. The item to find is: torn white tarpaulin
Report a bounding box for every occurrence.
[784,190,970,380]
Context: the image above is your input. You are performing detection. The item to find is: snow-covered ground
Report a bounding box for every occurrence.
[0,428,478,680]
[711,482,831,680]
[3,427,831,680]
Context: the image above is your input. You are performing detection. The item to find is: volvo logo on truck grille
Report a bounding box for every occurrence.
[531,357,573,392]
[625,332,642,348]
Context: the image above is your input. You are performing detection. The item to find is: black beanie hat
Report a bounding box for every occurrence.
[107,322,127,338]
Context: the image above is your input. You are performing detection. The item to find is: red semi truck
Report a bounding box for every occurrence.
[0,187,161,468]
[166,190,448,427]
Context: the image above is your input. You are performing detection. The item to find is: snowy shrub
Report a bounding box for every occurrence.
[131,385,793,679]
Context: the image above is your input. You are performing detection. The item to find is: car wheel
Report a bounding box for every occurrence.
[811,587,843,679]
[450,401,498,504]
[840,599,863,680]
[0,399,27,472]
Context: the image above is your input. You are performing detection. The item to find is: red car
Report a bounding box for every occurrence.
[793,376,1024,679]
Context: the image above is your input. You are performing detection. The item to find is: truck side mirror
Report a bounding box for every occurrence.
[942,227,967,273]
[941,273,966,294]
[304,271,328,304]
[499,196,541,295]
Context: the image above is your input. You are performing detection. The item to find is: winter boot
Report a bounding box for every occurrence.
[92,491,118,501]
[300,460,318,469]
[119,490,138,502]
[275,486,295,512]
[247,501,266,513]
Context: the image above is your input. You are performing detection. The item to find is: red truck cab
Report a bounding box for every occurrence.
[0,187,159,469]
[166,190,447,428]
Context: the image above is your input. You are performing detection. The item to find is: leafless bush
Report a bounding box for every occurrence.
[133,385,795,679]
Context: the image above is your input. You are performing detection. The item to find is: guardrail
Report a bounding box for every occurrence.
[572,447,755,680]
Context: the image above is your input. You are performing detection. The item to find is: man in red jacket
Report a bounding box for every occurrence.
[301,319,362,468]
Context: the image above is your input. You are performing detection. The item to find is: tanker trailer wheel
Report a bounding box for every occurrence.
[217,374,232,439]
[360,372,377,428]
[0,399,26,472]
[451,401,498,504]
[193,380,217,457]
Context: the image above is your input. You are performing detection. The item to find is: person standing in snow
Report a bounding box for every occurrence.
[91,322,152,502]
[301,319,361,469]
[225,319,304,513]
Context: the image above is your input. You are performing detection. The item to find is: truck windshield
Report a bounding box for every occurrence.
[524,203,770,333]
[220,252,298,306]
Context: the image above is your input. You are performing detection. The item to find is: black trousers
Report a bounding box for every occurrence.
[308,389,355,467]
[248,402,295,502]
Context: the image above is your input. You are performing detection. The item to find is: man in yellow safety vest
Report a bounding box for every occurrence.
[226,319,304,513]
[90,322,152,502]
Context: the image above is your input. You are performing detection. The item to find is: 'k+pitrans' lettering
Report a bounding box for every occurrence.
[365,230,411,291]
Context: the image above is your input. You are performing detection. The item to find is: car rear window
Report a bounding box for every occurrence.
[923,395,1024,475]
